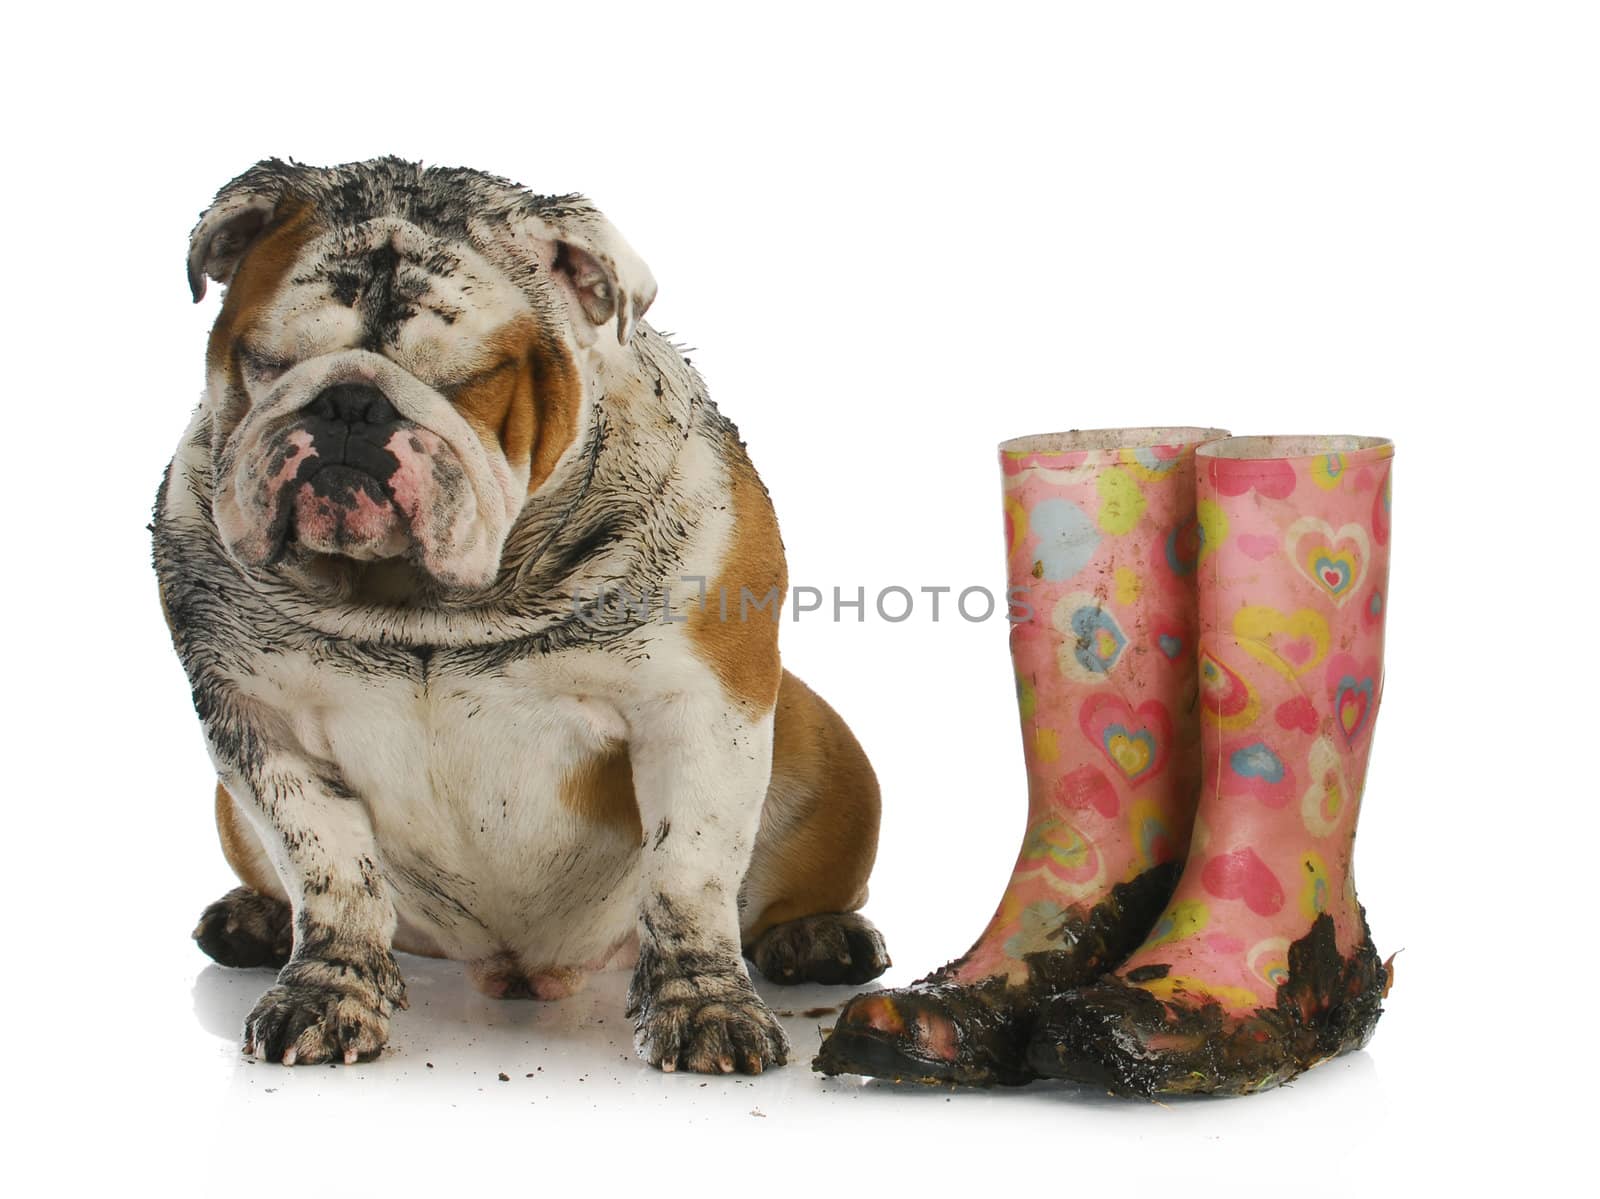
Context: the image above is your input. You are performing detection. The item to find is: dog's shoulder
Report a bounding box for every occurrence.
[682,402,786,716]
[592,331,787,717]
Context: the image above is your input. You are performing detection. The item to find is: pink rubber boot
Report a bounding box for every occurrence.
[1027,435,1395,1096]
[814,427,1224,1085]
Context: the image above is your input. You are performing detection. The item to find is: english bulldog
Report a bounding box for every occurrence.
[154,157,888,1074]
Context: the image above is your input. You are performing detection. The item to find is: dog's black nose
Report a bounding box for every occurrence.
[305,383,400,426]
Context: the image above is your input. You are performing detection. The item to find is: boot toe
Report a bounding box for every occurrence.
[1026,927,1388,1099]
[813,984,1038,1087]
[813,990,959,1080]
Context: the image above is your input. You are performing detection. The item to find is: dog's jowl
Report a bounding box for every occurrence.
[157,158,888,1072]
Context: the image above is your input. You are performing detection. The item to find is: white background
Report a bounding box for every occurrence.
[4,2,1595,1194]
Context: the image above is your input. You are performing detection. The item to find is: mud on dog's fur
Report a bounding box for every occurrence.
[155,158,887,1073]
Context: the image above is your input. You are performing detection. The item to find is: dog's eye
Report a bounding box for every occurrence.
[239,347,292,386]
[443,357,518,396]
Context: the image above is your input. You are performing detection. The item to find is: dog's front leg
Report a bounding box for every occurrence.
[625,693,789,1074]
[220,751,404,1066]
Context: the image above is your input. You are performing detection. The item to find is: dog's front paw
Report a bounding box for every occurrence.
[629,959,790,1075]
[245,983,391,1065]
[244,952,406,1065]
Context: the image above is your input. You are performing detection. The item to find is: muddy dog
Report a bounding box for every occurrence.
[154,158,886,1074]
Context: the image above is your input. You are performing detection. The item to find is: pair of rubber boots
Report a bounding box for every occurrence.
[814,428,1395,1097]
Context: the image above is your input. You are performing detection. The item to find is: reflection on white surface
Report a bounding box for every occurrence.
[188,949,1382,1118]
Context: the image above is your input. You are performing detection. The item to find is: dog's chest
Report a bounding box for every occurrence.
[252,647,644,964]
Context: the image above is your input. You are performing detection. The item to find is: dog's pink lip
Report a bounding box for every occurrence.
[287,468,408,560]
[258,423,411,562]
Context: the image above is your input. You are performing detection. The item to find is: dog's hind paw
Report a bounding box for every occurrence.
[747,911,891,986]
[193,886,293,969]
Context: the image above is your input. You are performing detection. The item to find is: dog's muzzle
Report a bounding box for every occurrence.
[287,382,412,558]
[263,381,414,561]
[216,348,525,590]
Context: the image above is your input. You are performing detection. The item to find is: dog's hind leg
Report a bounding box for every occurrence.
[740,673,891,987]
[194,783,294,968]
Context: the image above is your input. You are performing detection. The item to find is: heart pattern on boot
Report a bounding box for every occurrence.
[1200,847,1285,916]
[1233,605,1330,676]
[1056,597,1128,678]
[1237,532,1280,561]
[1274,695,1320,734]
[1028,497,1101,582]
[1213,458,1297,500]
[1079,693,1172,786]
[1054,764,1120,818]
[1199,649,1257,727]
[1325,653,1379,744]
[1222,738,1297,807]
[1150,613,1190,663]
[1285,517,1369,606]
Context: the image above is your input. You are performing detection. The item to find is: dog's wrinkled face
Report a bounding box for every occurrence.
[190,159,655,600]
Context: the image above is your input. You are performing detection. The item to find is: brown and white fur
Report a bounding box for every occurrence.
[154,158,886,1074]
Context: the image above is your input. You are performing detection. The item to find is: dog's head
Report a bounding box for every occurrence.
[189,158,655,599]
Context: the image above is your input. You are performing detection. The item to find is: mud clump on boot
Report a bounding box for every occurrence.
[1020,862,1181,995]
[813,863,1181,1087]
[1025,912,1387,1097]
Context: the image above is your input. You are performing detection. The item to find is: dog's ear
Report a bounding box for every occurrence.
[515,201,657,346]
[187,161,306,302]
[188,192,277,302]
